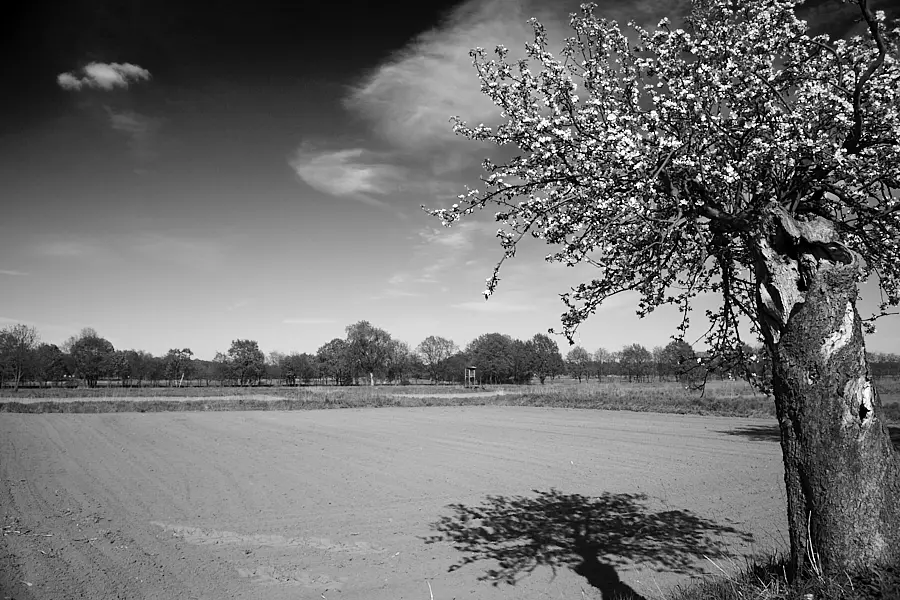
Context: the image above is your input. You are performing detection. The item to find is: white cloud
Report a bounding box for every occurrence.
[283,318,336,325]
[57,62,151,91]
[56,73,82,90]
[289,145,401,210]
[0,269,28,276]
[344,0,683,156]
[345,0,559,152]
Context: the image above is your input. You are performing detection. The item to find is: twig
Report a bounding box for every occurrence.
[427,580,434,600]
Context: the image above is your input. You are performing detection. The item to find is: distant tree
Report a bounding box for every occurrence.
[297,353,319,384]
[212,352,232,385]
[70,332,115,388]
[409,352,428,382]
[869,352,900,379]
[0,324,40,391]
[122,350,154,387]
[416,335,458,383]
[147,355,167,387]
[108,350,131,387]
[565,346,591,382]
[466,333,515,384]
[189,359,209,386]
[507,338,535,384]
[33,343,67,388]
[317,338,352,386]
[442,351,470,384]
[620,344,653,383]
[346,321,394,386]
[164,348,194,386]
[278,352,299,385]
[530,334,564,384]
[268,351,286,384]
[61,327,97,354]
[279,352,320,385]
[225,340,264,386]
[382,340,412,384]
[658,339,699,385]
[593,348,613,380]
[651,346,666,381]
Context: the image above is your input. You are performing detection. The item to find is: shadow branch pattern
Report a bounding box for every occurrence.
[426,489,753,599]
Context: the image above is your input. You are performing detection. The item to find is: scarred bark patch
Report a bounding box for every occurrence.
[843,375,875,428]
[821,301,855,360]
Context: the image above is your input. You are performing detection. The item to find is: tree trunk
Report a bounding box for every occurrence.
[755,204,900,576]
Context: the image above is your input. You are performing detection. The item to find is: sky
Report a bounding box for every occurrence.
[2,0,899,360]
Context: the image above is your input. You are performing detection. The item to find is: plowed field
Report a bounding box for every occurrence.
[0,407,786,599]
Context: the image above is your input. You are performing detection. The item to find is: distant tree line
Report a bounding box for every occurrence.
[2,321,898,390]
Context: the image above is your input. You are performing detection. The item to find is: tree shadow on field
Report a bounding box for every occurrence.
[722,424,900,451]
[425,489,753,600]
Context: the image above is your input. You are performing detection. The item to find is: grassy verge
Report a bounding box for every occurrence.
[1,384,898,422]
[0,383,490,399]
[669,555,900,600]
[0,393,764,415]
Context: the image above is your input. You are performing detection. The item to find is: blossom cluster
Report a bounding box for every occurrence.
[428,0,900,351]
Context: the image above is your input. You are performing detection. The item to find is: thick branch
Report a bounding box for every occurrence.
[845,0,888,154]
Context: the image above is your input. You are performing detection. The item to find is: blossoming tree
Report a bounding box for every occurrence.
[430,0,900,576]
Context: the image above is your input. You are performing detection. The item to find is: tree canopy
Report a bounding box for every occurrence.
[429,0,900,366]
[70,332,115,388]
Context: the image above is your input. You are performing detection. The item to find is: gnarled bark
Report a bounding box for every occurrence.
[755,204,900,575]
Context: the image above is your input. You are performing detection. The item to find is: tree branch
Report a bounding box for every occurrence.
[844,0,888,154]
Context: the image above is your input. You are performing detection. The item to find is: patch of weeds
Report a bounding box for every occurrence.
[668,554,900,600]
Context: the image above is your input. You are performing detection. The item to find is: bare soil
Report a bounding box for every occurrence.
[0,407,787,600]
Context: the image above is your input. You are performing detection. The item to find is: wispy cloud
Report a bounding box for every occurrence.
[370,289,423,301]
[289,145,401,210]
[399,221,499,286]
[419,221,496,251]
[452,300,536,313]
[57,62,151,91]
[34,239,100,258]
[283,317,336,325]
[0,269,28,276]
[130,232,226,270]
[344,0,682,161]
[345,0,557,152]
[32,232,226,271]
[226,300,252,312]
[105,107,164,165]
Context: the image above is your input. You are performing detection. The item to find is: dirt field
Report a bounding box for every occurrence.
[0,407,787,600]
